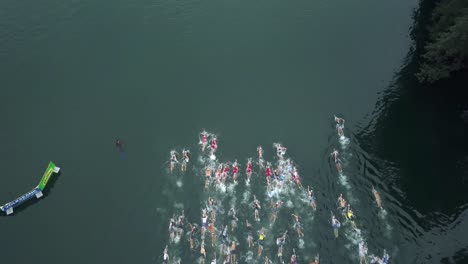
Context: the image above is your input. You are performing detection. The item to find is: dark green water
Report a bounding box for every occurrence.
[1,0,467,263]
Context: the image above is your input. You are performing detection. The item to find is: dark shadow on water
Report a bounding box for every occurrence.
[358,0,468,216]
[355,0,468,262]
[0,171,61,217]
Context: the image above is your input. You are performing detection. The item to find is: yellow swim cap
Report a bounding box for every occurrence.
[259,234,264,240]
[347,211,353,218]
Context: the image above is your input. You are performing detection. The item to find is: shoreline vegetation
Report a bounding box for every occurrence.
[414,0,468,83]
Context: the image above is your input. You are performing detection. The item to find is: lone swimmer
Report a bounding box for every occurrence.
[372,186,383,209]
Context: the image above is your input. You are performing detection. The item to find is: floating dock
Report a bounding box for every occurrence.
[1,162,60,215]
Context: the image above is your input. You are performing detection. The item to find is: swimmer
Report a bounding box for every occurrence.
[207,197,217,209]
[162,245,169,264]
[274,143,287,159]
[221,225,228,245]
[331,149,343,174]
[246,220,254,248]
[230,241,237,264]
[222,163,229,182]
[334,116,345,137]
[270,201,282,225]
[170,150,179,173]
[337,194,347,210]
[346,204,358,229]
[258,146,264,159]
[223,253,230,264]
[257,146,265,169]
[200,131,209,152]
[188,223,197,250]
[115,139,124,151]
[232,160,239,183]
[264,256,272,264]
[205,166,213,188]
[211,253,217,264]
[292,167,303,188]
[211,136,218,154]
[229,207,238,231]
[382,249,389,264]
[346,204,354,220]
[358,241,369,264]
[307,186,317,210]
[276,230,288,261]
[372,186,383,209]
[181,149,190,172]
[176,211,185,237]
[290,248,297,264]
[215,164,223,183]
[200,241,207,264]
[257,227,266,257]
[331,212,341,238]
[246,158,253,185]
[201,210,208,239]
[265,162,272,184]
[169,216,176,242]
[291,214,304,237]
[335,116,345,126]
[369,250,389,264]
[253,195,262,221]
[208,221,216,247]
[311,254,320,264]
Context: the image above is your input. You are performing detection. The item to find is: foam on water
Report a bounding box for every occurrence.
[339,136,350,146]
[176,179,183,188]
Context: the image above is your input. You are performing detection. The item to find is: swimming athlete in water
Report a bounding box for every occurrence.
[372,186,383,209]
[338,193,347,210]
[265,162,272,184]
[276,230,288,262]
[311,254,320,264]
[292,167,303,188]
[290,248,297,264]
[308,186,317,210]
[232,160,239,183]
[270,200,282,225]
[162,245,169,264]
[201,210,208,239]
[188,223,197,249]
[230,241,237,264]
[346,204,358,230]
[211,137,218,154]
[246,220,254,248]
[181,149,190,172]
[274,143,287,159]
[253,195,261,221]
[229,207,238,231]
[331,149,343,174]
[246,158,253,185]
[200,131,209,152]
[257,146,265,169]
[291,214,304,237]
[170,150,179,173]
[115,139,124,151]
[334,116,345,138]
[257,227,266,257]
[168,216,176,242]
[359,241,369,264]
[200,241,207,264]
[331,211,341,238]
[222,163,229,182]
